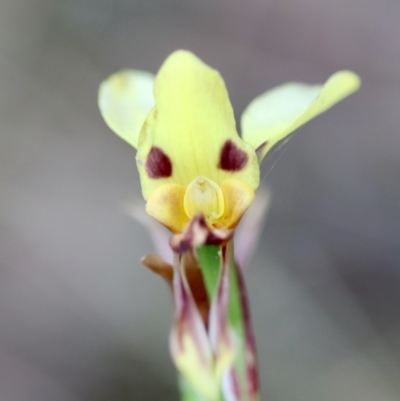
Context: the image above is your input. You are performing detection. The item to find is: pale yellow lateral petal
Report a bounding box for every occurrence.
[145,183,189,233]
[241,71,361,162]
[98,69,155,148]
[136,50,259,201]
[216,179,255,230]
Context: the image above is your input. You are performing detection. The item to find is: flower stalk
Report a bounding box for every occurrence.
[167,215,258,401]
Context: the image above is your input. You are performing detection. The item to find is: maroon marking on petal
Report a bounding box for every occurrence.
[218,140,248,171]
[146,146,172,178]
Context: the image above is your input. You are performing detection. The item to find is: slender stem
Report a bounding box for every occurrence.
[196,242,258,401]
[196,245,220,298]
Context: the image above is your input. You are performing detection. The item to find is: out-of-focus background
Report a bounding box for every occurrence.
[1,0,400,400]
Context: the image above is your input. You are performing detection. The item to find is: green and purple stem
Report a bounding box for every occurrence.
[170,215,259,401]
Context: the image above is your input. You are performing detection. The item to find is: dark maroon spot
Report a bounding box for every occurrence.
[146,146,172,178]
[218,140,248,171]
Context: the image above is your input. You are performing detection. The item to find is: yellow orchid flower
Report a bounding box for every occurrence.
[99,50,360,233]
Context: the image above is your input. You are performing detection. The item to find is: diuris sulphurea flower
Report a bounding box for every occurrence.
[98,50,360,401]
[99,50,360,234]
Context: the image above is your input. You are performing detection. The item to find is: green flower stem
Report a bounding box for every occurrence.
[197,243,249,401]
[196,245,220,297]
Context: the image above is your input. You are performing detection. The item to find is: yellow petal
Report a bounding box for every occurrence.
[145,183,189,233]
[98,69,155,148]
[241,70,361,162]
[136,50,259,201]
[217,179,255,230]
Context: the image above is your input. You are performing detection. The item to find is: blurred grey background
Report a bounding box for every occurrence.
[1,0,400,400]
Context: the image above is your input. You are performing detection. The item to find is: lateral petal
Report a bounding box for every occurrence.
[98,69,155,148]
[241,71,361,162]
